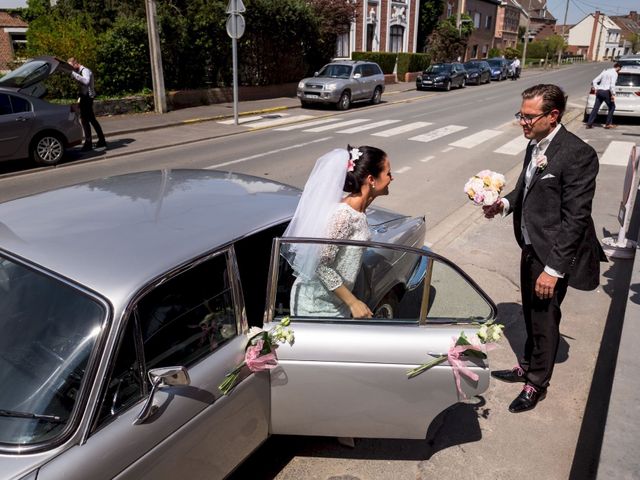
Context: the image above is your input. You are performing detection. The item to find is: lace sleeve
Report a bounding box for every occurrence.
[316,207,353,291]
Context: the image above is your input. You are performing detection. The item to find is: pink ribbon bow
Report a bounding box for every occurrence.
[245,339,279,372]
[447,340,497,399]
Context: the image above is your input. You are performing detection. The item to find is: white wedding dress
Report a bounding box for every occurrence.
[290,203,371,318]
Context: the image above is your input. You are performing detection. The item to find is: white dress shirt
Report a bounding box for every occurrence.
[501,124,564,278]
[71,66,96,98]
[592,68,618,95]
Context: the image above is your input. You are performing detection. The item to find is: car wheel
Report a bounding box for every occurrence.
[460,78,466,88]
[370,86,382,105]
[444,80,451,91]
[337,91,351,110]
[374,291,399,319]
[300,100,311,108]
[30,132,65,166]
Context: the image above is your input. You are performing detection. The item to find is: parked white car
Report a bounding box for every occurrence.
[584,65,640,120]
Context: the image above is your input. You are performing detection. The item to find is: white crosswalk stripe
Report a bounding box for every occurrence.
[372,121,433,137]
[247,115,315,129]
[450,129,503,149]
[395,166,412,174]
[218,115,264,125]
[494,135,529,155]
[409,125,467,143]
[599,141,636,166]
[304,119,370,132]
[337,119,401,133]
[274,117,340,131]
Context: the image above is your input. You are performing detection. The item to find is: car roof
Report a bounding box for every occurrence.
[0,170,300,305]
[619,65,640,74]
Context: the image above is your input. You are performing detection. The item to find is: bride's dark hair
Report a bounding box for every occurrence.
[344,145,387,193]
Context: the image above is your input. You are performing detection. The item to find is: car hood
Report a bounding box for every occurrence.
[422,71,449,78]
[302,76,345,85]
[0,56,73,98]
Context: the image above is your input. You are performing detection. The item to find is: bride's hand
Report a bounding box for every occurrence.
[349,299,373,319]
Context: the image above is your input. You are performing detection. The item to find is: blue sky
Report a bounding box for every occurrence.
[546,0,638,25]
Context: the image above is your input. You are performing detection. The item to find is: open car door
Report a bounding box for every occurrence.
[266,238,497,439]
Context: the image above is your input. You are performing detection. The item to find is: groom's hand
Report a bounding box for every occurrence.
[483,199,504,219]
[535,271,558,299]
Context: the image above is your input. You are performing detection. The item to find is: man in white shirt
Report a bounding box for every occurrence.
[483,84,606,413]
[586,62,622,129]
[511,58,521,80]
[68,58,106,151]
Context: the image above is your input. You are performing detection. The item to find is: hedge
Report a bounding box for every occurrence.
[397,52,431,78]
[351,51,397,74]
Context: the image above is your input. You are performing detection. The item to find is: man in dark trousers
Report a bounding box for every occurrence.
[483,84,606,413]
[586,62,621,129]
[68,57,106,151]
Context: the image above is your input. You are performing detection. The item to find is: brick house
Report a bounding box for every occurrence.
[495,0,523,50]
[610,11,640,56]
[0,10,27,72]
[338,0,420,56]
[440,0,500,60]
[567,11,622,60]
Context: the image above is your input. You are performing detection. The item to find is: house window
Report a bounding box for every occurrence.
[367,23,375,51]
[486,15,492,29]
[5,29,27,58]
[471,44,478,58]
[389,25,404,53]
[473,12,481,28]
[447,2,453,17]
[482,44,488,57]
[336,31,350,58]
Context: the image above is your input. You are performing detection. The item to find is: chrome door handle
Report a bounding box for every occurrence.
[15,117,27,122]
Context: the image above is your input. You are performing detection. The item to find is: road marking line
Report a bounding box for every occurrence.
[441,147,454,152]
[304,119,370,132]
[218,115,264,125]
[599,141,636,166]
[395,166,412,174]
[205,137,332,169]
[274,117,340,131]
[450,129,503,149]
[337,119,401,133]
[248,115,315,129]
[420,155,435,163]
[494,135,529,155]
[372,121,433,137]
[409,125,467,143]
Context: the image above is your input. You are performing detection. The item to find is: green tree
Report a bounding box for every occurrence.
[416,0,444,52]
[544,34,565,59]
[427,15,473,62]
[308,0,356,67]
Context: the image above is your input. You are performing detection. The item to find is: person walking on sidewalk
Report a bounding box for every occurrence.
[68,57,106,151]
[483,84,606,413]
[586,62,621,129]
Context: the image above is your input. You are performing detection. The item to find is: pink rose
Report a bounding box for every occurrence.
[245,339,278,372]
[535,154,548,170]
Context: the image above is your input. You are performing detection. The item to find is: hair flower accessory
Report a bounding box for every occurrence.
[535,154,548,171]
[347,147,363,172]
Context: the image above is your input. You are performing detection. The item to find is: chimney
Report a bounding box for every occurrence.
[629,11,637,22]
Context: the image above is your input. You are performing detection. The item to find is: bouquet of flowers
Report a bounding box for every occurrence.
[218,317,295,396]
[407,319,504,398]
[464,170,506,206]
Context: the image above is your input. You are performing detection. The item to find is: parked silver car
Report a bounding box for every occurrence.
[297,60,385,110]
[0,170,496,480]
[0,56,82,165]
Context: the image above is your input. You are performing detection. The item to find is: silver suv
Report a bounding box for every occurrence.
[297,60,385,110]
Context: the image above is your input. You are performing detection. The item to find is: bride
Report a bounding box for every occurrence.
[283,145,393,319]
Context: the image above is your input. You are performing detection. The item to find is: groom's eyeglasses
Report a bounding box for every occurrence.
[514,111,550,126]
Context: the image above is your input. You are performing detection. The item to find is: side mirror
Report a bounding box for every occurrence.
[354,73,362,79]
[313,71,319,77]
[134,366,190,425]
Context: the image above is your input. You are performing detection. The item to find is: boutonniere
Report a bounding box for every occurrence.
[534,154,548,171]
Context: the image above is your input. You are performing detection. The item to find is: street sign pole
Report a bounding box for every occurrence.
[226,0,246,126]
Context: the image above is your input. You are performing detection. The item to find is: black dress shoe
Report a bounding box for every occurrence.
[509,385,546,413]
[491,366,526,383]
[95,140,107,149]
[80,144,93,152]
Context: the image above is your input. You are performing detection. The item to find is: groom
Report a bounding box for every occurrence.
[483,84,606,413]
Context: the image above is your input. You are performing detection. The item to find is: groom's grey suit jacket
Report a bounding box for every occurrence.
[504,125,606,291]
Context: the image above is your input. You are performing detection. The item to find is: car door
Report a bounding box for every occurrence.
[352,65,367,100]
[0,93,34,160]
[38,248,269,480]
[266,238,496,439]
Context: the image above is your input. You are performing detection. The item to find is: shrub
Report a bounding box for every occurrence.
[397,52,430,78]
[351,52,397,73]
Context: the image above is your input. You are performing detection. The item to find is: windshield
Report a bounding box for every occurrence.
[487,60,502,67]
[0,60,51,88]
[426,64,451,73]
[317,64,353,79]
[0,255,106,447]
[464,62,482,69]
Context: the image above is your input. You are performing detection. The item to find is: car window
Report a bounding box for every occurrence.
[354,65,364,77]
[0,60,50,88]
[617,73,640,87]
[273,240,494,323]
[0,93,11,115]
[318,64,352,79]
[370,63,382,75]
[95,252,238,428]
[0,254,106,447]
[10,95,31,113]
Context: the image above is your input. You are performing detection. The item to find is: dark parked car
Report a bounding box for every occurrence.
[0,56,82,165]
[297,60,385,110]
[0,169,498,479]
[416,63,467,91]
[487,58,509,81]
[463,60,491,85]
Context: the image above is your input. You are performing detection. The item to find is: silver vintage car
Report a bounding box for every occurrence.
[0,170,496,480]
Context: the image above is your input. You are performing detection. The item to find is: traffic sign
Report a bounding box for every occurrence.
[226,14,245,39]
[226,0,246,14]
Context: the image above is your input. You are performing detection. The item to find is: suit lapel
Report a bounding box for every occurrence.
[527,126,565,193]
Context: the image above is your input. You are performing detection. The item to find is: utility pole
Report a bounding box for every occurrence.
[557,0,569,65]
[594,14,604,61]
[145,0,167,114]
[521,0,532,70]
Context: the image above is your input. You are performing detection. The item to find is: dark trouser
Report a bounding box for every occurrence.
[587,90,615,126]
[519,245,569,390]
[79,94,105,145]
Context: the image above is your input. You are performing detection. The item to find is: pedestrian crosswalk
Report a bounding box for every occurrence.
[217,114,635,168]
